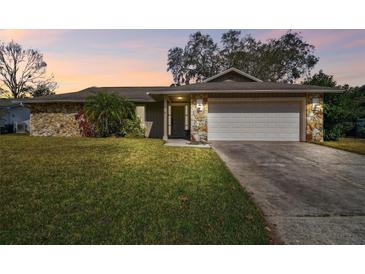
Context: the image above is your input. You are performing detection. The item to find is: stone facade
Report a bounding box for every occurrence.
[28,94,325,141]
[29,103,83,137]
[190,94,208,142]
[306,93,324,142]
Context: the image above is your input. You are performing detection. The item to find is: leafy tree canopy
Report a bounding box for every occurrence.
[30,83,57,97]
[302,69,337,87]
[167,30,319,85]
[167,32,221,85]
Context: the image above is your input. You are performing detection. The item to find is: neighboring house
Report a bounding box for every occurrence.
[0,99,30,134]
[18,68,341,141]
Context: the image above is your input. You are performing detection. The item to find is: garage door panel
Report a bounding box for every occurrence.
[209,127,299,133]
[209,113,299,122]
[208,133,299,141]
[209,116,299,126]
[208,112,299,117]
[209,102,300,113]
[209,124,299,130]
[208,101,301,141]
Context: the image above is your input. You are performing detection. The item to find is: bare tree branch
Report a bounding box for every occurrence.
[0,41,57,98]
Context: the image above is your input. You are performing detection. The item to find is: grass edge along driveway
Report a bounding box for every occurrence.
[0,136,269,244]
[318,138,365,155]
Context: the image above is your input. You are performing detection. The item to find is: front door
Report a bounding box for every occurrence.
[171,106,185,138]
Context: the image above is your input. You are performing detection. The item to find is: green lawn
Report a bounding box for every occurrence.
[321,138,365,155]
[0,136,268,244]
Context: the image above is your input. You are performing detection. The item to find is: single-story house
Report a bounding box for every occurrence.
[18,68,342,142]
[0,99,30,134]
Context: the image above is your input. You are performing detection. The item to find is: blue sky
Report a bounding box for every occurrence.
[0,29,364,93]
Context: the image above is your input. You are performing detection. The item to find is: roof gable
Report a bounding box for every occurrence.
[204,67,263,83]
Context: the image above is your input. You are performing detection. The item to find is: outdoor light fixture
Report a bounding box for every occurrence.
[196,99,203,112]
[177,96,183,100]
[312,97,319,112]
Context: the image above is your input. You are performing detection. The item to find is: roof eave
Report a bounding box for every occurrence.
[17,98,156,104]
[147,89,343,95]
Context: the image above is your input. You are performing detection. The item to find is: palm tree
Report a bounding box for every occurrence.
[84,93,136,137]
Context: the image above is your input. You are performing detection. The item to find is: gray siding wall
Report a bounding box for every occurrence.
[145,102,164,138]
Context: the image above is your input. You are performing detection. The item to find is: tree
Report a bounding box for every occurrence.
[84,93,138,137]
[167,30,319,85]
[220,30,242,68]
[0,41,57,98]
[167,32,221,84]
[167,47,186,85]
[30,82,57,97]
[183,32,221,83]
[302,69,336,87]
[303,70,365,140]
[263,32,318,83]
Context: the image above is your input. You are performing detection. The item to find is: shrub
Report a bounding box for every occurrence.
[119,117,145,138]
[324,89,364,141]
[84,93,136,137]
[324,124,343,141]
[75,111,95,137]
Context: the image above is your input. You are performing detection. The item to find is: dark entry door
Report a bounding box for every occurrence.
[171,106,185,138]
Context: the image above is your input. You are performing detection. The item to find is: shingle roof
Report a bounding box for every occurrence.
[16,86,168,103]
[0,99,25,108]
[148,81,342,94]
[16,82,342,104]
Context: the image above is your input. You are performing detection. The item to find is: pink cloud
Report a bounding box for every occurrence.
[255,29,288,41]
[0,29,66,48]
[317,54,365,86]
[92,41,150,49]
[90,40,167,56]
[300,30,360,50]
[0,30,30,40]
[46,53,171,93]
[255,30,364,51]
[343,38,365,49]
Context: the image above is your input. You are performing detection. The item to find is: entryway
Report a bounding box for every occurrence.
[165,97,190,140]
[170,106,185,138]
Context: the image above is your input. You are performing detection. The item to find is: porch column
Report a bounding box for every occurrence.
[163,95,168,140]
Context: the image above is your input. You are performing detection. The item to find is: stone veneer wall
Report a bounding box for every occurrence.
[306,93,324,142]
[30,103,83,137]
[190,94,208,142]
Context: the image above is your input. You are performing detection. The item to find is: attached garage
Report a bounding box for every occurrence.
[23,68,339,142]
[208,98,306,141]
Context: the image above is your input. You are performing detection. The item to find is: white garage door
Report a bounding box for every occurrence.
[208,100,301,141]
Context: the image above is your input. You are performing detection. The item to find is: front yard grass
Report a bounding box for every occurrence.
[321,138,365,155]
[0,136,268,244]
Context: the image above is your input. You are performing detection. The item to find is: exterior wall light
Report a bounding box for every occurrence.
[196,99,203,112]
[312,97,319,112]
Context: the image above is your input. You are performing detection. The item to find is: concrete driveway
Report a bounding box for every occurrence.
[212,141,365,244]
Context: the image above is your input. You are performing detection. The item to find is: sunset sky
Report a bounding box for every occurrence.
[0,29,364,94]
